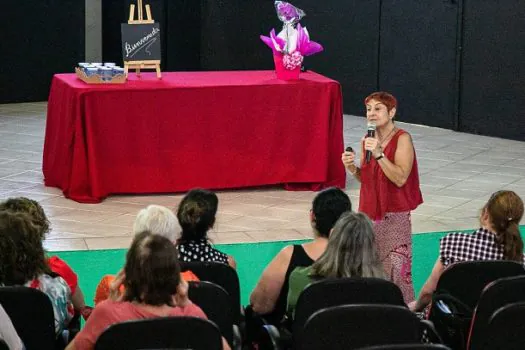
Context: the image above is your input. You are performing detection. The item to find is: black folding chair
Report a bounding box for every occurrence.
[467,275,525,350]
[482,302,525,350]
[358,344,451,350]
[259,277,406,349]
[298,304,422,350]
[180,261,241,324]
[94,316,222,350]
[188,281,241,349]
[428,260,525,349]
[0,286,56,350]
[293,278,406,338]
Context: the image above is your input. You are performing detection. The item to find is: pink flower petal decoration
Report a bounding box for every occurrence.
[260,29,286,55]
[271,29,287,51]
[295,23,323,56]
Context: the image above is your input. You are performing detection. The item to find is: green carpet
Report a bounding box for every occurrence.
[54,227,525,307]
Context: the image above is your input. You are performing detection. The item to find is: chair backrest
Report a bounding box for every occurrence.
[188,281,234,346]
[434,260,525,310]
[467,275,525,350]
[358,344,451,350]
[299,304,421,350]
[179,261,241,323]
[0,286,56,350]
[94,316,222,350]
[293,277,405,335]
[483,302,525,350]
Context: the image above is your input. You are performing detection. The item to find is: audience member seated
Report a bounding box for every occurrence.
[249,187,351,324]
[94,205,198,306]
[0,197,91,319]
[286,211,385,318]
[176,189,236,268]
[66,231,230,350]
[0,211,74,336]
[0,303,23,350]
[409,190,525,312]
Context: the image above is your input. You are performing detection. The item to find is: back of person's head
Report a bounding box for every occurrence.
[484,190,524,262]
[364,91,398,112]
[0,197,50,240]
[311,211,384,279]
[133,205,178,242]
[0,211,50,285]
[176,189,218,243]
[311,187,352,237]
[123,231,181,306]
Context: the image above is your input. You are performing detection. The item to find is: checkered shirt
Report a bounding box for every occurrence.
[440,228,525,267]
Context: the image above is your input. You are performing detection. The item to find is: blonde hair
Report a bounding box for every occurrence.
[133,205,178,242]
[311,212,384,279]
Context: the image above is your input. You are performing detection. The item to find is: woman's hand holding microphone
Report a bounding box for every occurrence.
[363,137,383,159]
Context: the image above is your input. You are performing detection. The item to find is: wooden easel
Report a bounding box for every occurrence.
[124,0,162,78]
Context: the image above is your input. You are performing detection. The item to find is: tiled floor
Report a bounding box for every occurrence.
[1,102,525,251]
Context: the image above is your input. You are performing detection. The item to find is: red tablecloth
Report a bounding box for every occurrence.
[43,71,345,203]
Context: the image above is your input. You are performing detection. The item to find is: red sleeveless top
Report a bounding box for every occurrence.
[359,129,423,221]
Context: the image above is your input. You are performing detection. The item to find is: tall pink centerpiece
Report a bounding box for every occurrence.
[260,1,323,80]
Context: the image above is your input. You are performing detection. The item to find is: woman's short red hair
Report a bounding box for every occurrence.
[364,92,398,112]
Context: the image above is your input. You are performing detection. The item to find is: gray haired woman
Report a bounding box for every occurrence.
[133,204,179,241]
[286,211,385,316]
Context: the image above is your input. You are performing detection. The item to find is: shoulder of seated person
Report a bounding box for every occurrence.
[279,245,295,258]
[442,231,470,240]
[174,302,205,315]
[96,299,131,311]
[86,299,122,319]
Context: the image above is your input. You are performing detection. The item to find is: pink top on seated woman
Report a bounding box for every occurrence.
[66,231,231,350]
[341,92,423,303]
[409,190,525,312]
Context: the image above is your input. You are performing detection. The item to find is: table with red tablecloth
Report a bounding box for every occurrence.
[43,71,345,203]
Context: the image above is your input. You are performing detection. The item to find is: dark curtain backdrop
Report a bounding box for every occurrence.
[0,0,85,103]
[379,0,461,129]
[459,0,525,140]
[166,0,201,71]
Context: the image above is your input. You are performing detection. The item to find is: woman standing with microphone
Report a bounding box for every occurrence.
[341,92,423,303]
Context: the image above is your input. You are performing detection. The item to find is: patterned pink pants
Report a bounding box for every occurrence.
[374,211,415,304]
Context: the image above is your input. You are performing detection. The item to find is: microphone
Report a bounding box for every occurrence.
[365,122,376,163]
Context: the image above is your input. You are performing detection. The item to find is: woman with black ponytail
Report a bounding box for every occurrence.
[175,189,237,269]
[409,190,524,312]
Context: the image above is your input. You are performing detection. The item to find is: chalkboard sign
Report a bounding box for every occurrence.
[121,23,161,61]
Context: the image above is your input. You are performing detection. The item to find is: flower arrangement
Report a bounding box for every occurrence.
[260,1,323,80]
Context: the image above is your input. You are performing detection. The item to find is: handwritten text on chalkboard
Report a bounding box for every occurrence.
[121,23,161,61]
